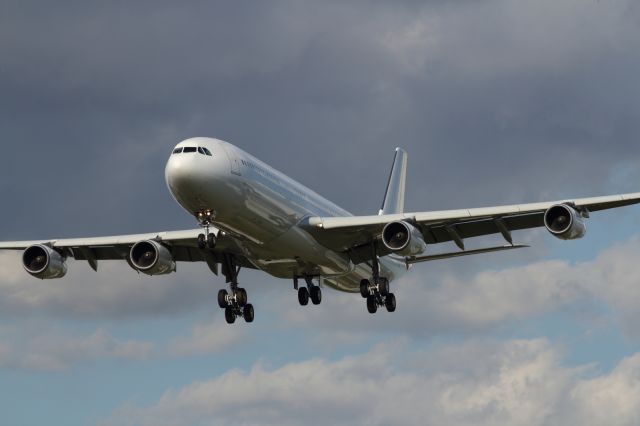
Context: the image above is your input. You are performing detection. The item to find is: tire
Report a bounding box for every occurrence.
[298,287,309,306]
[207,233,217,249]
[217,289,228,308]
[360,279,370,298]
[385,293,396,313]
[243,304,254,323]
[378,277,389,296]
[236,288,248,307]
[310,286,322,305]
[197,234,206,249]
[224,307,236,324]
[366,296,377,314]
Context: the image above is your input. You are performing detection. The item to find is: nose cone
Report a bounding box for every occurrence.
[164,137,232,215]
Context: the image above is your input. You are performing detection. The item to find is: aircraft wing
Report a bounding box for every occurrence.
[0,228,257,272]
[304,192,640,258]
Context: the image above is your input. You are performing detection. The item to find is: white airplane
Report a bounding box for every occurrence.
[2,137,639,324]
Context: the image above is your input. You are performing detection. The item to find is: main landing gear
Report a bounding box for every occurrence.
[217,253,254,324]
[360,277,396,313]
[294,276,322,306]
[361,243,396,314]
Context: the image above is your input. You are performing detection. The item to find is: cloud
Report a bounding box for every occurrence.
[0,328,153,372]
[0,251,216,319]
[167,319,246,357]
[103,338,640,426]
[276,236,640,339]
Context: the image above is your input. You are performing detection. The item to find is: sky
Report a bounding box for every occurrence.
[1,0,640,424]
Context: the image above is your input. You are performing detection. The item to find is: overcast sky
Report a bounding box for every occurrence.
[2,0,640,425]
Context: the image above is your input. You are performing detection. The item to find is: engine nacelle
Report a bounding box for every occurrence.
[22,244,67,279]
[381,221,427,256]
[543,204,587,240]
[130,240,176,276]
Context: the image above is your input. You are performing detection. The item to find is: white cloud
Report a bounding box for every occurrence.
[167,319,246,357]
[0,328,153,372]
[103,338,640,426]
[564,353,640,426]
[0,251,216,319]
[275,236,640,340]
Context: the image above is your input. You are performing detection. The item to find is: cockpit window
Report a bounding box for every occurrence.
[183,147,197,153]
[202,147,212,156]
[172,147,183,154]
[197,147,205,155]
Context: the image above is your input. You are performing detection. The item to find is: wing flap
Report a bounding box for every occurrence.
[406,244,529,264]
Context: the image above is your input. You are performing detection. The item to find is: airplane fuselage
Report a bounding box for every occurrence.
[165,137,406,292]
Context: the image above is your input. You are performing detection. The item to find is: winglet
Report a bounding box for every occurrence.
[379,148,408,215]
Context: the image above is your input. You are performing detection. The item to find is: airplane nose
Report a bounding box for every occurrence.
[165,152,205,210]
[165,154,191,193]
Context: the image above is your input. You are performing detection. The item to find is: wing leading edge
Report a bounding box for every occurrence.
[0,228,257,272]
[304,191,640,255]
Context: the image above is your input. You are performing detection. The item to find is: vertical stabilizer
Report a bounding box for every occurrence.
[379,148,408,215]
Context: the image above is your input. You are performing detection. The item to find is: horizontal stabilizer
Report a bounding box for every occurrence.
[405,244,528,264]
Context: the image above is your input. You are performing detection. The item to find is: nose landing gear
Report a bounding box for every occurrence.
[195,210,217,249]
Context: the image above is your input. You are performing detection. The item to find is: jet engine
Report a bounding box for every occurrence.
[130,240,176,275]
[543,204,587,240]
[382,221,427,256]
[22,244,67,279]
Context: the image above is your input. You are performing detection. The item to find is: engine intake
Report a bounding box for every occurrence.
[130,240,176,276]
[22,244,67,279]
[543,204,587,240]
[382,221,427,256]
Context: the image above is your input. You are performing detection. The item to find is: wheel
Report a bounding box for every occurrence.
[243,304,254,323]
[197,233,206,249]
[235,288,248,307]
[310,286,322,305]
[360,279,370,298]
[366,296,377,314]
[207,233,216,249]
[378,277,389,296]
[298,287,309,306]
[217,289,228,308]
[385,293,396,312]
[224,307,236,324]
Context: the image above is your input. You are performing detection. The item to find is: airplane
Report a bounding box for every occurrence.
[2,137,640,324]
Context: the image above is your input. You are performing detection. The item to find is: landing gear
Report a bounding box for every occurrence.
[218,253,254,324]
[385,293,396,312]
[361,242,396,314]
[298,287,309,306]
[295,276,322,306]
[197,231,216,250]
[366,296,377,314]
[196,210,217,250]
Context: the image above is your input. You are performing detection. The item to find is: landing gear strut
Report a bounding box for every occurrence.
[361,242,396,314]
[295,276,322,306]
[218,253,254,324]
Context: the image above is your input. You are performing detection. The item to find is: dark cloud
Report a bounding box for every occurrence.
[1,0,640,238]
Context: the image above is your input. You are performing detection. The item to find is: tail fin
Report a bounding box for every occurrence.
[379,148,408,215]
